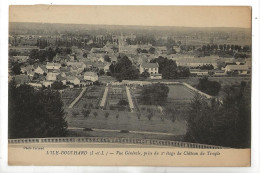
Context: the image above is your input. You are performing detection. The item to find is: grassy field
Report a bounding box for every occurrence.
[68,129,185,141]
[64,76,251,139]
[66,109,186,135]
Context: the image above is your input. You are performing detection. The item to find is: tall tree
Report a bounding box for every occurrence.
[9,82,68,138]
[185,82,251,148]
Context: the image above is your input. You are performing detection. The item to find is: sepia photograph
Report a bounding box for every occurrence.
[6,5,253,167]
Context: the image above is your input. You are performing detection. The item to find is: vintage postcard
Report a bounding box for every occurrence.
[8,5,251,166]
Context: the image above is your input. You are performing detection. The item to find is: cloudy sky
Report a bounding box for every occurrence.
[9,6,251,28]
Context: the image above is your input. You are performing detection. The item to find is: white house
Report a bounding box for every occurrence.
[66,62,86,73]
[84,72,98,82]
[43,81,53,87]
[225,65,250,75]
[104,63,111,72]
[46,72,57,81]
[34,65,47,75]
[67,76,81,85]
[139,62,159,75]
[139,62,162,79]
[56,74,67,85]
[46,62,61,70]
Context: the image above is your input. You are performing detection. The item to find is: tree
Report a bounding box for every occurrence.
[93,112,98,118]
[162,65,178,79]
[109,55,139,81]
[197,77,221,96]
[149,47,156,54]
[185,81,250,148]
[11,62,21,75]
[147,112,153,120]
[103,55,111,62]
[118,99,128,106]
[51,81,65,90]
[99,69,105,76]
[118,66,139,81]
[104,112,110,118]
[83,52,88,58]
[140,71,150,79]
[8,82,68,138]
[82,109,91,118]
[139,83,169,106]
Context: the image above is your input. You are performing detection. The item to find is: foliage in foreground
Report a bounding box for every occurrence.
[185,82,251,148]
[9,81,68,138]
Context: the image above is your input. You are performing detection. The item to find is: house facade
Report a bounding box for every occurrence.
[139,62,159,74]
[225,65,250,75]
[139,62,162,79]
[46,62,61,70]
[34,65,47,75]
[84,72,98,82]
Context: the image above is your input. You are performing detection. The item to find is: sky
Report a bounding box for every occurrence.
[9,6,251,28]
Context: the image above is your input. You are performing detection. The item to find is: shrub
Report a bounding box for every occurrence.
[88,103,93,108]
[147,112,153,120]
[83,128,93,131]
[120,130,129,133]
[82,109,91,118]
[93,112,98,118]
[72,110,79,117]
[104,112,110,118]
[197,77,221,96]
[118,99,128,106]
[137,113,141,120]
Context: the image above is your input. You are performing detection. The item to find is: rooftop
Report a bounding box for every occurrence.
[226,65,249,71]
[141,62,159,68]
[84,72,98,77]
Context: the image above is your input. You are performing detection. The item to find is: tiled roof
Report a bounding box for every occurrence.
[141,62,159,68]
[226,65,249,71]
[84,72,98,77]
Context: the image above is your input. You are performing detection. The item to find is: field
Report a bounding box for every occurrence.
[63,76,251,140]
[73,86,105,109]
[167,84,195,101]
[66,109,186,138]
[105,86,130,111]
[63,85,190,139]
[61,88,82,108]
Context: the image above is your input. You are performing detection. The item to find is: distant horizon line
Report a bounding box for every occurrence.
[9,21,251,29]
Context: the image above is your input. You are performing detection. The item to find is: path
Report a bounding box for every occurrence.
[100,86,109,108]
[68,127,175,136]
[125,86,135,112]
[68,87,87,108]
[182,82,213,99]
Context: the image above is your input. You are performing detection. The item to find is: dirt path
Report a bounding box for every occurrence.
[68,127,175,136]
[68,87,87,108]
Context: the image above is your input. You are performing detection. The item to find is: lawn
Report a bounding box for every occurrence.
[66,109,186,136]
[167,84,195,101]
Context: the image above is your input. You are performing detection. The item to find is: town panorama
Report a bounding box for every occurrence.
[8,22,251,148]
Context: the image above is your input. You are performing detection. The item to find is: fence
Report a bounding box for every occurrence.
[9,137,226,149]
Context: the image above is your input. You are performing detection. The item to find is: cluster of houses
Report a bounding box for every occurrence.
[13,56,106,88]
[176,56,252,77]
[10,35,252,88]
